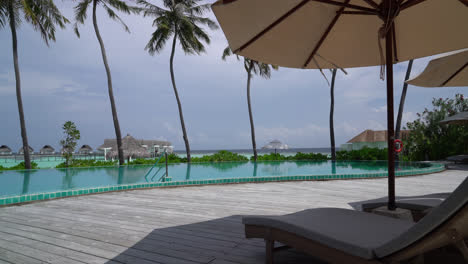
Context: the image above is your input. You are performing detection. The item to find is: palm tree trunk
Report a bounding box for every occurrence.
[9,3,31,169]
[395,59,413,140]
[169,32,191,162]
[246,61,257,161]
[329,69,337,161]
[92,0,124,166]
[395,59,413,161]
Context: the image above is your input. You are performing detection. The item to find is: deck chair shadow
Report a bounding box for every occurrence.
[243,177,468,264]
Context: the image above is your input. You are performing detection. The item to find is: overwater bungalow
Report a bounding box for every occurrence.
[39,145,55,154]
[0,145,12,155]
[78,145,93,154]
[18,146,34,154]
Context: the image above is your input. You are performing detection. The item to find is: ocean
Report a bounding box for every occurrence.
[173,147,337,158]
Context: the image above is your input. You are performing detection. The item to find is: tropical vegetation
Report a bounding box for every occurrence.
[403,94,468,161]
[56,159,117,168]
[1,0,68,169]
[0,161,38,171]
[222,47,277,162]
[139,0,218,163]
[60,121,81,167]
[73,0,138,166]
[336,147,388,161]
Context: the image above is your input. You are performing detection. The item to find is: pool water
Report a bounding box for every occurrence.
[0,160,436,198]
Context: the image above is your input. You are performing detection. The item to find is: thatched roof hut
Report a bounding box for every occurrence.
[98,134,171,158]
[341,129,411,151]
[347,130,410,143]
[78,145,93,154]
[40,145,55,154]
[0,145,12,155]
[18,146,34,154]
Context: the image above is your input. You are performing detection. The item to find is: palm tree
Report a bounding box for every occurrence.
[395,59,414,139]
[395,59,414,160]
[329,69,337,161]
[222,47,277,162]
[1,0,68,169]
[74,0,137,166]
[138,0,218,163]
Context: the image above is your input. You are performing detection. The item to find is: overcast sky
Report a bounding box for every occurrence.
[0,1,465,152]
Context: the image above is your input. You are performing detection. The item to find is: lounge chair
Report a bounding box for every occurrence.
[243,177,468,264]
[447,155,468,164]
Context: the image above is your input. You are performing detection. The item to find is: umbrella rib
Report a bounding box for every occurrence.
[362,0,380,9]
[441,62,468,86]
[458,0,468,7]
[341,10,376,15]
[308,0,378,13]
[233,0,309,53]
[400,0,427,11]
[303,0,350,68]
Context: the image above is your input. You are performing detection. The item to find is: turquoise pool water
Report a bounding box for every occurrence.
[0,160,442,200]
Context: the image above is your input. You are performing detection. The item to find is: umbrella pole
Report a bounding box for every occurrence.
[385,22,396,210]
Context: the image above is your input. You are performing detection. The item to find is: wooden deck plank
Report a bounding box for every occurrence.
[0,170,465,264]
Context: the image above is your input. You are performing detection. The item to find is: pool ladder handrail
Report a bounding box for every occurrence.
[144,151,168,181]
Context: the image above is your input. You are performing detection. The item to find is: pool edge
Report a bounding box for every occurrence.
[0,163,446,207]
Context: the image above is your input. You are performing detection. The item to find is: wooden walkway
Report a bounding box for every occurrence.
[0,169,466,264]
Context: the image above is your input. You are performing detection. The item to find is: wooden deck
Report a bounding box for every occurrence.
[0,169,466,264]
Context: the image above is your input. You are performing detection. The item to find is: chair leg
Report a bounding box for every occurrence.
[265,239,274,264]
[410,254,424,264]
[453,239,468,261]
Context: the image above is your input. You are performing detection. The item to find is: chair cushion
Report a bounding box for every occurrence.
[243,208,414,259]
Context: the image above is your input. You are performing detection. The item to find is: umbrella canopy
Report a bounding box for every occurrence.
[212,0,468,70]
[262,140,289,151]
[212,0,468,210]
[440,111,468,125]
[407,49,468,87]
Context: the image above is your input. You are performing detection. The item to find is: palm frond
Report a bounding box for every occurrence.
[0,2,7,28]
[73,0,92,37]
[22,0,69,45]
[221,46,232,60]
[188,15,218,30]
[188,3,211,16]
[105,0,139,14]
[145,20,172,55]
[137,0,166,17]
[142,0,216,56]
[102,2,129,33]
[251,60,278,79]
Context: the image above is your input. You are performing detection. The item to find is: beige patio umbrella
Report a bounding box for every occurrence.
[407,49,468,87]
[212,0,468,210]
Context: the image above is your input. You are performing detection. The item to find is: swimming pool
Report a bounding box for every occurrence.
[0,160,445,206]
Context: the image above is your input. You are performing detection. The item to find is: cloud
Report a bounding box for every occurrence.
[372,105,387,113]
[402,111,418,127]
[0,69,100,98]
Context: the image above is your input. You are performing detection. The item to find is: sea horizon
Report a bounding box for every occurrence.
[173,147,338,156]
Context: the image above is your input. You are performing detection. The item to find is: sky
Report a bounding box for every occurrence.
[0,1,466,152]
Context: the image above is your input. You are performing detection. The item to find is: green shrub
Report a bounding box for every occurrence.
[404,94,467,161]
[191,150,249,162]
[253,152,329,161]
[56,159,117,168]
[336,147,388,160]
[0,161,39,170]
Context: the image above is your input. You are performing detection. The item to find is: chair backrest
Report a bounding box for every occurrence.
[375,176,468,258]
